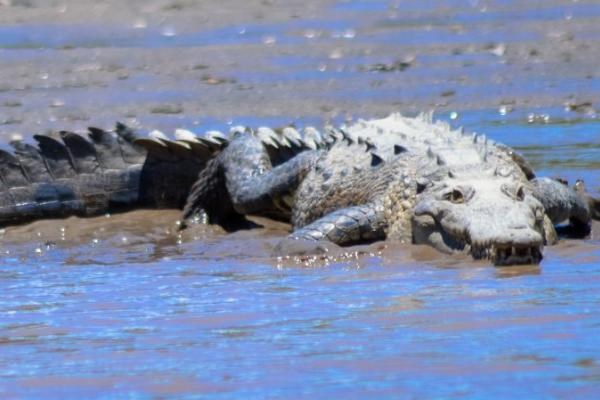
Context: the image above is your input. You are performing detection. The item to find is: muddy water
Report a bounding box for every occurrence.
[1,0,600,398]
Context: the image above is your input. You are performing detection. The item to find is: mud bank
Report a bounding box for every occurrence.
[0,0,599,137]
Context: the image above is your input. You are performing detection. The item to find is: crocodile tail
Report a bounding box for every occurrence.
[0,124,146,226]
[0,122,231,227]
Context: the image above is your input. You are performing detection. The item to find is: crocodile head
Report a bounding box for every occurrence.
[411,168,548,266]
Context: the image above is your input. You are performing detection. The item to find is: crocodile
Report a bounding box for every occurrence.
[0,113,596,265]
[182,113,599,265]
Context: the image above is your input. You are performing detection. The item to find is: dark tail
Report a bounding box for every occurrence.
[0,123,220,227]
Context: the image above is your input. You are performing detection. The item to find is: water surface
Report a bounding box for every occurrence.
[0,0,599,398]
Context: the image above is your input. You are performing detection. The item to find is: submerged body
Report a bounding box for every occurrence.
[0,114,596,266]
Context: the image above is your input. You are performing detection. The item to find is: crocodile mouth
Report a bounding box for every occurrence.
[412,214,543,265]
[471,243,543,266]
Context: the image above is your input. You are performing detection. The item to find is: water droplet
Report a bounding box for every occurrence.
[262,36,276,46]
[489,43,506,57]
[133,19,147,29]
[526,113,550,124]
[304,29,317,39]
[51,99,65,108]
[161,27,177,37]
[40,73,49,80]
[238,27,246,35]
[318,64,327,72]
[329,49,343,59]
[343,29,356,39]
[450,111,458,120]
[498,105,512,116]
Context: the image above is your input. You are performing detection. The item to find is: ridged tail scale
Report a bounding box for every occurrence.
[0,123,148,226]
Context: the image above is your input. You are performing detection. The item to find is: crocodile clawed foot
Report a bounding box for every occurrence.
[272,236,340,259]
[575,179,600,221]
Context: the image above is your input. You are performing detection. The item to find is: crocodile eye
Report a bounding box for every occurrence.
[516,186,525,201]
[444,189,465,204]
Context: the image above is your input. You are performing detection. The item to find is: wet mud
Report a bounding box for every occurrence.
[0,0,600,398]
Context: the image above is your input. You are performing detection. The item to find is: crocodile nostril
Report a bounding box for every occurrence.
[516,186,525,201]
[509,224,528,230]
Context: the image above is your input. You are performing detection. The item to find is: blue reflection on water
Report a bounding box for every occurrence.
[1,240,600,398]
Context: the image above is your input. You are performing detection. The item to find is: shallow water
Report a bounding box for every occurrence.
[1,0,600,398]
[1,212,600,399]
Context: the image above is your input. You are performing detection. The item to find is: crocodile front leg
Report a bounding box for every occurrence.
[290,203,386,246]
[531,177,591,236]
[575,179,600,221]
